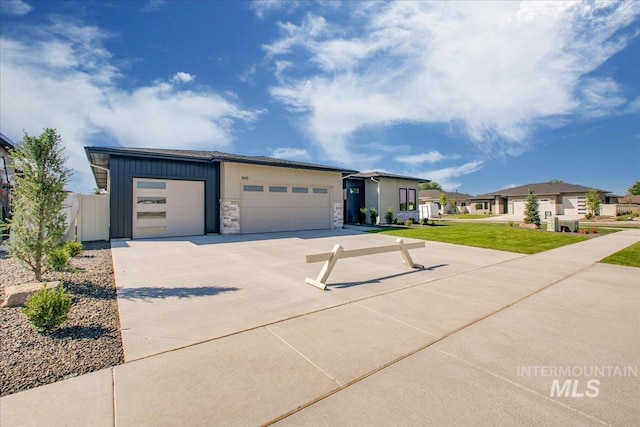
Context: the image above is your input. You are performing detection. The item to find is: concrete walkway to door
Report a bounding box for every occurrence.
[1,228,638,426]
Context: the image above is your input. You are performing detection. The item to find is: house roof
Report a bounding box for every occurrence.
[619,195,640,204]
[473,182,609,199]
[0,132,15,150]
[349,171,430,183]
[85,146,358,189]
[419,190,473,200]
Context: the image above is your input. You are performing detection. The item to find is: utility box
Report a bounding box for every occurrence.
[558,220,579,233]
[547,216,559,232]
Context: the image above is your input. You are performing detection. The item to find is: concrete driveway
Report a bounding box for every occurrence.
[110,228,522,361]
[1,228,638,426]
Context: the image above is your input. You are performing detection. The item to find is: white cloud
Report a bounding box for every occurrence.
[418,160,485,191]
[395,151,460,166]
[270,147,309,160]
[142,0,166,13]
[0,0,32,16]
[265,1,640,164]
[0,18,262,193]
[251,1,296,19]
[171,72,195,83]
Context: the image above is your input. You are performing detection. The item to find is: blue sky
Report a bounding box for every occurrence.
[1,0,639,196]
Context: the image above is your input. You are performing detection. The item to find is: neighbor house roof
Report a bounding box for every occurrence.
[619,195,640,204]
[473,182,609,199]
[85,146,358,190]
[419,190,473,201]
[349,171,429,183]
[0,132,15,150]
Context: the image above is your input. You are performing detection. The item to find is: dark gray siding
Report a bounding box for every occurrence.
[109,155,219,239]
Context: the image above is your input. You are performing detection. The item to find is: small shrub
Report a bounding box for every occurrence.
[65,241,83,257]
[47,247,70,271]
[396,218,403,225]
[404,219,413,227]
[385,208,394,224]
[590,227,597,234]
[509,221,514,228]
[21,282,72,333]
[420,218,428,225]
[369,207,378,224]
[579,229,588,234]
[359,207,368,223]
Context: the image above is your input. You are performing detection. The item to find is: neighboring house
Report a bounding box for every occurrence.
[0,132,16,223]
[344,172,427,224]
[469,182,609,217]
[419,190,473,215]
[85,146,357,239]
[619,195,640,205]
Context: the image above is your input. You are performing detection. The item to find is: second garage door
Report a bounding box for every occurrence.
[133,178,204,239]
[240,184,331,234]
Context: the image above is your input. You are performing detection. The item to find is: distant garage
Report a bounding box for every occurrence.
[85,147,353,239]
[511,198,552,216]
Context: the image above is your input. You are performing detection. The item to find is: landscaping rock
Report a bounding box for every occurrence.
[2,281,60,308]
[519,223,539,229]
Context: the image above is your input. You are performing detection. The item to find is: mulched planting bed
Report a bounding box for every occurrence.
[0,241,124,397]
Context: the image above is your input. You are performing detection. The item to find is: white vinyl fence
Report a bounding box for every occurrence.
[599,204,637,217]
[64,193,109,242]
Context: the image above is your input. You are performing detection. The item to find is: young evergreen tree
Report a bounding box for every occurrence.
[6,129,71,281]
[524,188,541,227]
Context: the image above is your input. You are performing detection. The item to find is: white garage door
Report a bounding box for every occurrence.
[133,178,204,239]
[512,198,552,216]
[240,184,331,234]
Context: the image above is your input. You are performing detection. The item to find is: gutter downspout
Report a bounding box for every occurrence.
[90,163,110,193]
[370,177,381,225]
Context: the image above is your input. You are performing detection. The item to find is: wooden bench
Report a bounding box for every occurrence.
[305,239,425,290]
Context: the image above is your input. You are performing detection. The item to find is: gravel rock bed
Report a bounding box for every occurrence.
[0,241,124,397]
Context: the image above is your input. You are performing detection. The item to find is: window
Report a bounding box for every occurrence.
[137,196,166,204]
[399,188,407,211]
[137,211,166,220]
[349,188,360,194]
[313,188,328,194]
[243,185,264,192]
[136,181,166,190]
[269,186,287,193]
[292,187,308,193]
[408,189,416,211]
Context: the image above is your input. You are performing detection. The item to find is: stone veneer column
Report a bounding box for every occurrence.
[332,202,344,228]
[220,199,240,234]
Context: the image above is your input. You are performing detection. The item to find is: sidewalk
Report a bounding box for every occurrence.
[1,229,638,426]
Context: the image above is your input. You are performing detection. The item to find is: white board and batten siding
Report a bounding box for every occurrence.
[240,183,331,234]
[132,178,204,239]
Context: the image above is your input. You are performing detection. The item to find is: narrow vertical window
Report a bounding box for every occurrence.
[408,189,416,211]
[399,188,407,211]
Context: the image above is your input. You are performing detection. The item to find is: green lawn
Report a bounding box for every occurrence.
[442,214,497,219]
[373,223,593,254]
[600,242,640,268]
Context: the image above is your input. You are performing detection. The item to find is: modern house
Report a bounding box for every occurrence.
[0,132,16,223]
[468,182,609,217]
[85,147,428,239]
[85,146,359,239]
[344,172,427,224]
[419,190,473,215]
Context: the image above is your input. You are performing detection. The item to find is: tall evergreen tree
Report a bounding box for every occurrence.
[5,129,71,281]
[524,188,541,227]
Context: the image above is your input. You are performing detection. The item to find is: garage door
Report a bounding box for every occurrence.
[512,198,551,216]
[240,184,331,234]
[133,178,204,239]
